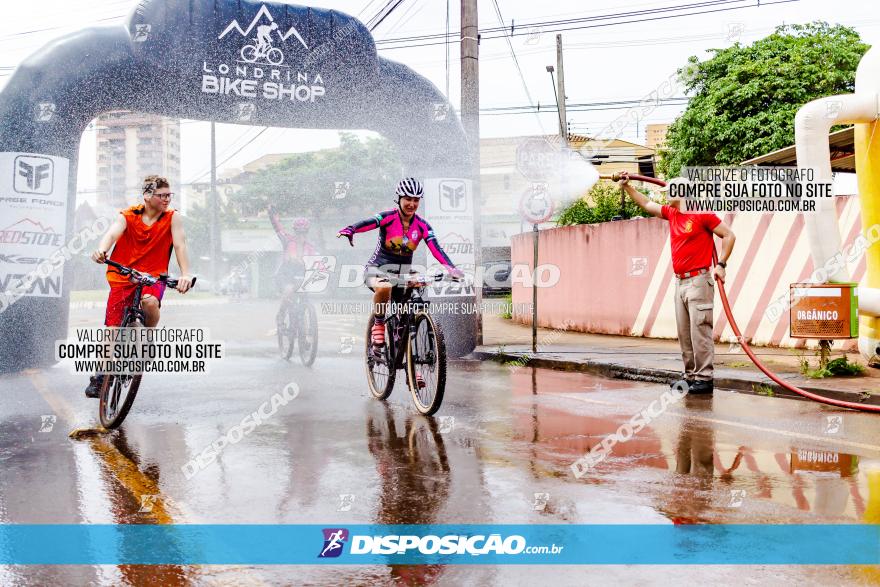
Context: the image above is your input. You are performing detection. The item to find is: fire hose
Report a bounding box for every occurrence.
[602,172,880,413]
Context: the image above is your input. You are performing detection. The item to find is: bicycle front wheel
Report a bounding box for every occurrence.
[266,48,284,65]
[405,311,446,415]
[98,317,143,429]
[277,303,295,360]
[298,301,318,367]
[365,315,395,400]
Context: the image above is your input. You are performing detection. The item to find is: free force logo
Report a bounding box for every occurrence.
[318,528,349,558]
[438,180,467,212]
[14,156,53,195]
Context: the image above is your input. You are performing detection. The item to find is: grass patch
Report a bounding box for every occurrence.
[727,361,750,368]
[753,383,775,396]
[499,293,513,320]
[797,344,865,379]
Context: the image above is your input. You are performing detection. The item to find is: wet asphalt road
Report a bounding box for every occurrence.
[2,298,880,585]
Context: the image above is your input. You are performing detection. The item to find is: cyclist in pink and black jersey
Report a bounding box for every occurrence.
[269,204,318,299]
[337,178,464,347]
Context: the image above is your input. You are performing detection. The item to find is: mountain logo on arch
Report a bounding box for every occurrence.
[219,4,309,66]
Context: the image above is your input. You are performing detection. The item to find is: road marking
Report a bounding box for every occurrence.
[26,371,176,523]
[549,391,880,453]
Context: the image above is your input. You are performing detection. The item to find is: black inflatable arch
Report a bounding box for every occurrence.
[0,0,476,371]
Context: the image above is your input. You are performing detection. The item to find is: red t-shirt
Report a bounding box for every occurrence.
[106,205,174,287]
[661,205,721,274]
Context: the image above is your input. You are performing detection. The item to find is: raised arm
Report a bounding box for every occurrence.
[268,206,292,245]
[618,171,663,218]
[337,212,388,246]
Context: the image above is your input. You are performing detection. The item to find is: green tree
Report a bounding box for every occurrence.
[556,182,653,226]
[233,131,402,220]
[658,22,868,177]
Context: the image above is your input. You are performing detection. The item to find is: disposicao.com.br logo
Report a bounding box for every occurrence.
[318,528,563,558]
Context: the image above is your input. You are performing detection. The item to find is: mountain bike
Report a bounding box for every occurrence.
[276,279,319,366]
[364,272,452,416]
[240,42,284,66]
[98,259,196,429]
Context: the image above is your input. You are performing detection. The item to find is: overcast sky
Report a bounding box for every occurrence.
[0,0,876,192]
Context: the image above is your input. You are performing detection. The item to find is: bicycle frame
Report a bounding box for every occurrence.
[384,277,434,372]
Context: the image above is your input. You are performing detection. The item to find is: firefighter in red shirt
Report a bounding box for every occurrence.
[619,171,736,394]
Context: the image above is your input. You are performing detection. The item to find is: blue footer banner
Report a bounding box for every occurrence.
[0,525,878,565]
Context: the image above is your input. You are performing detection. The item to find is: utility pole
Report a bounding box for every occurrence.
[210,122,218,292]
[556,34,568,146]
[461,0,483,346]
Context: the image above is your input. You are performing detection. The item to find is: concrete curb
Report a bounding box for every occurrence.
[471,348,880,407]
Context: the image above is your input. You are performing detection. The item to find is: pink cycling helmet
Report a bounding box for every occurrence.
[292,217,310,231]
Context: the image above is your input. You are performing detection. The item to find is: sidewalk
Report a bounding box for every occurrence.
[472,313,880,406]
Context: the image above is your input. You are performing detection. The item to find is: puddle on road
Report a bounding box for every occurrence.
[504,366,880,524]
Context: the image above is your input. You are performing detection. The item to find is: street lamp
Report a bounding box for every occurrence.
[546,65,566,143]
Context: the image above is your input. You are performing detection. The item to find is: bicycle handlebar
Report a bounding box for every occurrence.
[104,259,197,289]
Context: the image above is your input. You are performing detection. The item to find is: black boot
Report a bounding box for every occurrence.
[688,380,714,395]
[84,374,105,398]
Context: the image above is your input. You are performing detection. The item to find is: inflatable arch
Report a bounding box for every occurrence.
[0,0,477,372]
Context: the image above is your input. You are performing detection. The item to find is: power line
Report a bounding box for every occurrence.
[367,0,408,32]
[375,0,800,50]
[490,0,534,107]
[186,127,272,185]
[376,0,771,44]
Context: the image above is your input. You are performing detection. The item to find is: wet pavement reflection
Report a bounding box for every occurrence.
[2,301,880,584]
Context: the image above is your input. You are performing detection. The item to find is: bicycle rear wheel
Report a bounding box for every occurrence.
[298,301,318,366]
[365,315,395,400]
[405,312,446,415]
[98,317,143,429]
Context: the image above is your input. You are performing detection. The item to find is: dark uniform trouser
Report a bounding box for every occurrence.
[674,272,715,381]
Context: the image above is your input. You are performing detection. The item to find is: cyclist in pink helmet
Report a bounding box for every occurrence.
[268,204,318,300]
